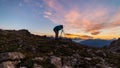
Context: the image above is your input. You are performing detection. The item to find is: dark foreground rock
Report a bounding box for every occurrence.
[0,29,120,68]
[108,38,120,54]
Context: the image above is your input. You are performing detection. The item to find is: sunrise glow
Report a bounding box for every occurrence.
[0,0,120,39]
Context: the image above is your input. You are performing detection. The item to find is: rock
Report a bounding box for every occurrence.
[20,67,27,68]
[95,50,106,57]
[109,38,120,53]
[0,52,25,68]
[85,57,92,61]
[0,61,16,68]
[0,52,25,62]
[34,63,43,68]
[50,56,62,68]
[17,29,31,36]
[33,57,44,61]
[62,65,72,68]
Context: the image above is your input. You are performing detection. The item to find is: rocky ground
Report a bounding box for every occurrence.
[0,29,120,68]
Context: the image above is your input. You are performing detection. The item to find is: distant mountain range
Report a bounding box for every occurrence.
[73,39,115,47]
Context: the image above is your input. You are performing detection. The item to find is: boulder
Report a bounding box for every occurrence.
[108,38,120,53]
[50,56,62,68]
[0,52,25,62]
[34,63,43,68]
[0,61,16,68]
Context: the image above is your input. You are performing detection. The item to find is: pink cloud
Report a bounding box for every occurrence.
[44,11,52,16]
[63,8,108,35]
[110,8,120,27]
[43,0,120,35]
[44,0,64,13]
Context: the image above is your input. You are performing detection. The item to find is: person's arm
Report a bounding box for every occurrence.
[60,29,65,37]
[60,29,63,37]
[62,29,64,34]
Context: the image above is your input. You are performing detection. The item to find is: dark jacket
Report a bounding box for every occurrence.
[53,25,63,32]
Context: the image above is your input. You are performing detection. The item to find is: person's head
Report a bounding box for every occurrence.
[59,25,63,28]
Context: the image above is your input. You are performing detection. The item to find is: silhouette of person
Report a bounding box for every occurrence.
[53,25,63,39]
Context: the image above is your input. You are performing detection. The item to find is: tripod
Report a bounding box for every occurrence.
[60,29,66,38]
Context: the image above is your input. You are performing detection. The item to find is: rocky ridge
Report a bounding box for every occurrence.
[0,29,120,68]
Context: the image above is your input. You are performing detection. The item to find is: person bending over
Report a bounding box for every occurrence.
[53,25,63,39]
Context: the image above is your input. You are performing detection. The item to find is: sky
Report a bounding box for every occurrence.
[0,0,120,39]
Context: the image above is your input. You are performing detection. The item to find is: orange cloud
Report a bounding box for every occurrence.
[80,35,93,40]
[94,35,120,40]
[91,31,100,35]
[65,33,93,39]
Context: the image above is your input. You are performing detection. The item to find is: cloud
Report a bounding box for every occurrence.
[80,35,93,40]
[91,31,100,35]
[44,0,64,13]
[65,33,93,39]
[44,11,52,15]
[24,0,43,11]
[27,0,120,35]
[65,33,81,37]
[110,8,120,27]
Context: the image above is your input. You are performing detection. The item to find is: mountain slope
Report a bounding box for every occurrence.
[0,29,120,68]
[108,38,120,53]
